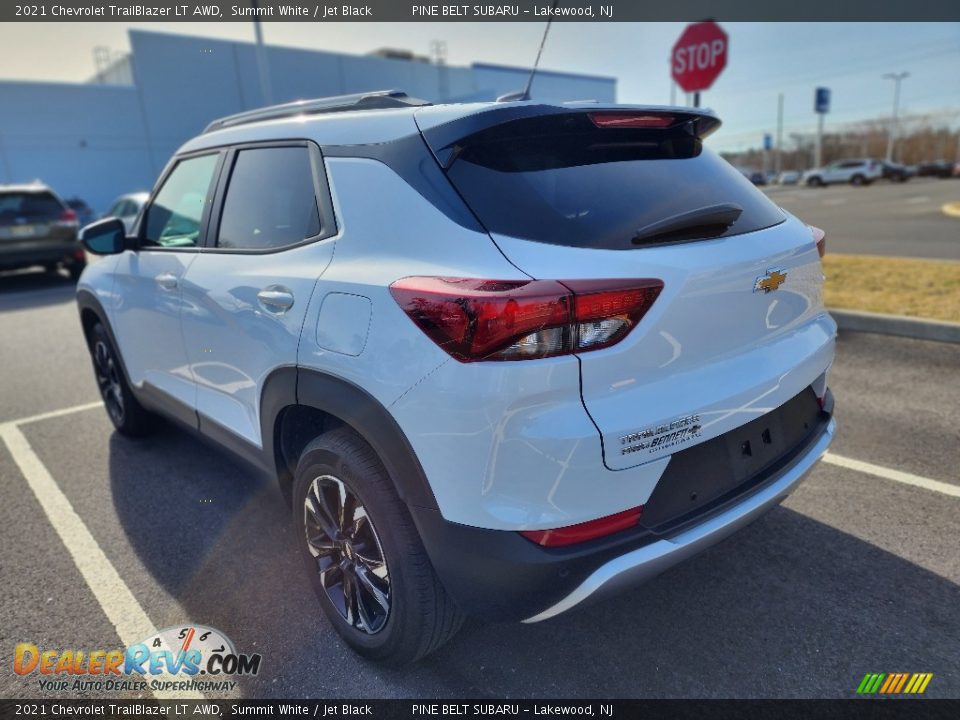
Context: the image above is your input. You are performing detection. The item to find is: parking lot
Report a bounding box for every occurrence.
[0,270,958,700]
[764,176,960,260]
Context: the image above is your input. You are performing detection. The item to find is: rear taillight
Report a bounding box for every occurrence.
[389,277,663,362]
[810,225,826,258]
[56,208,78,226]
[588,112,676,129]
[519,506,643,547]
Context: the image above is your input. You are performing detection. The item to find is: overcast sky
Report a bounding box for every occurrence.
[1,22,958,151]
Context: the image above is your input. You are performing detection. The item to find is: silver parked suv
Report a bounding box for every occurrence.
[77,91,836,663]
[803,158,883,186]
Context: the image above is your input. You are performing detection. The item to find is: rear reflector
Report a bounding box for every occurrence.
[588,112,677,129]
[519,507,643,547]
[389,277,663,362]
[810,225,826,258]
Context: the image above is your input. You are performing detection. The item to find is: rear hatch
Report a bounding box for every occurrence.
[418,104,835,470]
[0,189,76,246]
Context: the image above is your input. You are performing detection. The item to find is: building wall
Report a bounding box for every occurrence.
[0,80,154,212]
[0,30,616,213]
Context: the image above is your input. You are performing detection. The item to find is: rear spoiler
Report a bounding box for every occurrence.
[415,103,722,168]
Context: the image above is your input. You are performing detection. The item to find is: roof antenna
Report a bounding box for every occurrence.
[497,0,558,102]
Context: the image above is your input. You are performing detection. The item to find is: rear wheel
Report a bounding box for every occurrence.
[293,428,464,663]
[851,174,866,186]
[89,322,154,436]
[807,176,824,187]
[68,259,86,281]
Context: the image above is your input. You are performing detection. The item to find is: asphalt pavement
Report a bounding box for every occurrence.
[764,176,960,260]
[0,271,958,700]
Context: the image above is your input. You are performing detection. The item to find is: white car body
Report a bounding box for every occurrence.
[803,159,883,186]
[77,93,836,648]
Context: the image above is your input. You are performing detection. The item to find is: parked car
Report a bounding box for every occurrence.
[76,91,836,663]
[104,191,150,234]
[748,170,768,186]
[803,159,882,186]
[880,162,912,183]
[916,160,957,179]
[64,197,97,227]
[775,171,801,185]
[0,182,84,278]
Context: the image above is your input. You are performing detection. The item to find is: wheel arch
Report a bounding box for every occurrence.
[76,289,135,388]
[263,367,439,512]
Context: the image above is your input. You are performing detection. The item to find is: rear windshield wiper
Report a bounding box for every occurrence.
[632,203,743,245]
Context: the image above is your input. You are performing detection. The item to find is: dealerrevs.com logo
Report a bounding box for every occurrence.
[14,625,261,693]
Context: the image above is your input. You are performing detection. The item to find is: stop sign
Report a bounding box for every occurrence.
[671,21,728,93]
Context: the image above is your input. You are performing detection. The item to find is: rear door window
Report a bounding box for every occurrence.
[443,113,785,250]
[215,146,321,251]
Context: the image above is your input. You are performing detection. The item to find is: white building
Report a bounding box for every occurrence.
[0,30,616,212]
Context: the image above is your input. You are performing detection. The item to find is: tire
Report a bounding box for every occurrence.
[807,176,823,187]
[851,174,865,186]
[293,427,464,664]
[68,259,86,281]
[88,322,154,436]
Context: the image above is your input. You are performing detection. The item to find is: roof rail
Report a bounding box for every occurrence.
[203,90,431,134]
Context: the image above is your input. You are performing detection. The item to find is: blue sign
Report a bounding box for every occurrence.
[815,87,831,114]
[763,133,773,151]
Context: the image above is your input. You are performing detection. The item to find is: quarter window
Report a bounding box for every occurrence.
[142,154,219,248]
[216,147,321,251]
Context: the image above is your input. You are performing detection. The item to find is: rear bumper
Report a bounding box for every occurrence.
[0,240,83,270]
[524,415,835,622]
[410,398,834,623]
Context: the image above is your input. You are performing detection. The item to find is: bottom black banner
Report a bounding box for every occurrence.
[3,699,960,720]
[1,700,959,720]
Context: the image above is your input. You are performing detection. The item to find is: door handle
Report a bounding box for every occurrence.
[257,286,295,313]
[155,272,178,291]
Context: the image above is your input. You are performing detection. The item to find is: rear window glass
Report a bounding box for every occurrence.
[0,191,64,222]
[444,114,785,249]
[216,146,321,251]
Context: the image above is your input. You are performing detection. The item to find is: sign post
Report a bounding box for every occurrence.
[671,22,728,108]
[814,87,830,168]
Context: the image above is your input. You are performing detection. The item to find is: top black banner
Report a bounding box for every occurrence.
[5,0,960,22]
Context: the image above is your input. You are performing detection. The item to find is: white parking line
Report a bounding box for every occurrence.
[10,400,104,427]
[823,452,960,498]
[0,404,204,700]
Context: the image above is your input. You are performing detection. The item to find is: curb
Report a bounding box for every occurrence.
[829,308,960,345]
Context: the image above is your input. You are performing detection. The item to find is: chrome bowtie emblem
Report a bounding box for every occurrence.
[754,268,787,293]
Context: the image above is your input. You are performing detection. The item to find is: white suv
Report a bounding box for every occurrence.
[77,91,836,663]
[803,159,883,186]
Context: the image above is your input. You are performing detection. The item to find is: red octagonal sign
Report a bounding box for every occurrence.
[671,21,728,93]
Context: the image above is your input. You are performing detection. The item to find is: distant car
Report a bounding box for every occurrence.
[775,171,801,185]
[104,191,150,233]
[65,197,96,227]
[803,159,882,187]
[748,171,768,186]
[0,183,84,279]
[880,162,912,183]
[916,160,956,179]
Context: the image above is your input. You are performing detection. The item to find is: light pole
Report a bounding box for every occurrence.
[883,72,909,163]
[251,0,272,106]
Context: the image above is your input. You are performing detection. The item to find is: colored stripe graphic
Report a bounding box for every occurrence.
[858,672,932,694]
[894,673,910,693]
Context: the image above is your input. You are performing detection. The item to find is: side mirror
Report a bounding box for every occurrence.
[80,217,127,255]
